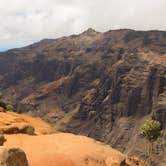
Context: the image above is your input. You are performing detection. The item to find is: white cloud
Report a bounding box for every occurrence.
[0,0,166,50]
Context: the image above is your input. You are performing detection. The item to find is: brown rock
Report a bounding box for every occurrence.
[0,107,5,112]
[0,134,6,146]
[2,126,20,134]
[2,124,35,135]
[0,147,29,166]
[19,125,35,135]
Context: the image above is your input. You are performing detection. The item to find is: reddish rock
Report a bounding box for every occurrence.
[0,107,5,112]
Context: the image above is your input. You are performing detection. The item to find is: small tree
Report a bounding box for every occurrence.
[141,119,161,158]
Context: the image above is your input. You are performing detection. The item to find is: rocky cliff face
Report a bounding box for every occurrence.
[0,28,166,165]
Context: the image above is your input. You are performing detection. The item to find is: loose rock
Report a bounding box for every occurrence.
[0,147,29,166]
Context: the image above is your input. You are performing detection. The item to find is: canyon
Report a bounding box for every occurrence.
[0,28,166,165]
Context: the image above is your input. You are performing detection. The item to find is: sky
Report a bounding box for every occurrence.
[0,0,166,51]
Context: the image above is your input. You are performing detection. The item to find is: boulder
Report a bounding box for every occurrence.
[2,124,35,135]
[2,126,20,134]
[19,125,35,135]
[0,107,5,112]
[0,134,6,146]
[0,147,29,166]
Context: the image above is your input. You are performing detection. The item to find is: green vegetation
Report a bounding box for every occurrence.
[141,119,161,142]
[6,104,14,111]
[0,93,13,112]
[141,119,161,158]
[0,99,7,109]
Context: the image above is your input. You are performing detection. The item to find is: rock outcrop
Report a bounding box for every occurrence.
[0,29,166,165]
[0,112,54,135]
[4,133,146,166]
[0,111,145,166]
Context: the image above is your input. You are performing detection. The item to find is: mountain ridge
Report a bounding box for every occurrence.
[0,28,166,166]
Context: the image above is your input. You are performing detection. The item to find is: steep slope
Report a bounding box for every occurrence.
[0,29,166,165]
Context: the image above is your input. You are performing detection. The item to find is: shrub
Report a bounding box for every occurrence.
[141,119,161,143]
[6,104,14,111]
[0,99,7,110]
[0,92,14,112]
[141,119,161,159]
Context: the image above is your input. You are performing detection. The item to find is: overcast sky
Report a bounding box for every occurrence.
[0,0,166,51]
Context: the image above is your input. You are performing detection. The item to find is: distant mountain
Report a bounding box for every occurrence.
[0,28,166,166]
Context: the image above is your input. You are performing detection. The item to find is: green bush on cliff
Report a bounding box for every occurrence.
[141,119,161,158]
[0,93,13,111]
[0,99,7,109]
[141,119,161,143]
[6,104,14,111]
